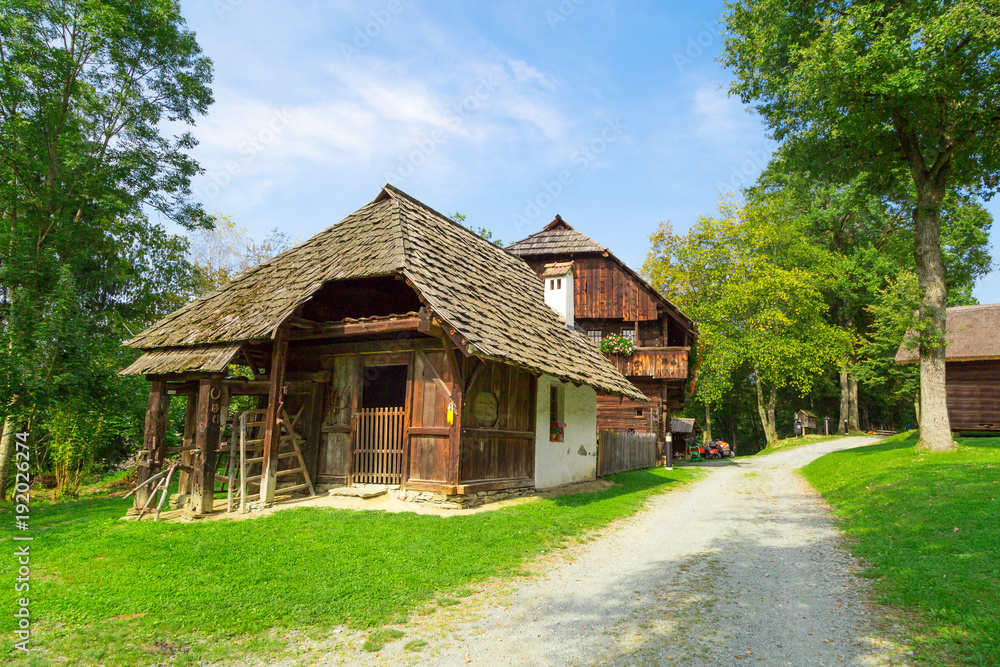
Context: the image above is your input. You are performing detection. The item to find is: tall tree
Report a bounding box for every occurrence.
[645,194,850,444]
[0,0,213,494]
[723,0,1000,450]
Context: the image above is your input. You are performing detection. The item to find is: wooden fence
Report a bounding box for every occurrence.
[352,407,405,485]
[597,430,657,476]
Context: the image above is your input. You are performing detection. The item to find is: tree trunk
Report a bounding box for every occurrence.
[767,385,778,440]
[848,374,860,432]
[753,367,778,445]
[839,366,849,434]
[914,395,921,426]
[703,403,713,445]
[912,182,954,451]
[0,418,15,499]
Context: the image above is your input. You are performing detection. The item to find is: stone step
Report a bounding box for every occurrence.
[327,485,388,499]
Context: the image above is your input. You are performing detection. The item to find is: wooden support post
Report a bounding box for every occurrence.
[191,377,224,514]
[260,322,290,504]
[134,380,169,510]
[177,396,198,499]
[443,340,464,487]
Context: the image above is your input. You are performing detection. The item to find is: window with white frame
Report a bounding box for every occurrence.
[621,327,636,343]
[587,330,602,345]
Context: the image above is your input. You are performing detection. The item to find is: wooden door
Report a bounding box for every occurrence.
[316,354,357,485]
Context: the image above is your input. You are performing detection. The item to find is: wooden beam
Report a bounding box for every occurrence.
[177,395,198,498]
[191,377,224,514]
[443,338,464,486]
[415,349,453,403]
[464,358,485,394]
[289,316,421,341]
[134,381,170,510]
[260,321,291,504]
[297,338,442,358]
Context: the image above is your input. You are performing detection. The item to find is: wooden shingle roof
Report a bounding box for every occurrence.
[507,216,696,334]
[895,304,1000,363]
[126,186,646,400]
[505,215,607,256]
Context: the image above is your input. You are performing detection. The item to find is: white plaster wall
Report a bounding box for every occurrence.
[534,374,598,489]
[544,272,574,326]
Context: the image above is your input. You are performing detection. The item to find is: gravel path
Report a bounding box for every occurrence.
[312,436,911,666]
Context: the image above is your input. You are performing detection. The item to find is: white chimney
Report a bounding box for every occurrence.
[543,262,574,327]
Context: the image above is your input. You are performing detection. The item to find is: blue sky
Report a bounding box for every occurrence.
[175,0,999,303]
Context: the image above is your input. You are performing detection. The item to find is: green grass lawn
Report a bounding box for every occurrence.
[0,466,700,666]
[801,432,1000,666]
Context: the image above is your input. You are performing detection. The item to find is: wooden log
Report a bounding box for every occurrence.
[443,339,464,486]
[260,322,290,504]
[135,381,169,509]
[177,396,197,498]
[191,377,224,514]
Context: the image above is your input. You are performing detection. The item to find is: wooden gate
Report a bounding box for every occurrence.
[352,407,405,485]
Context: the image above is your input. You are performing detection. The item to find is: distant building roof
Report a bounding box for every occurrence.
[507,216,696,334]
[671,417,696,433]
[895,304,1000,364]
[542,261,574,277]
[505,215,608,256]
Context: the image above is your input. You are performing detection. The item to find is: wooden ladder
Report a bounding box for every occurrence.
[229,407,316,513]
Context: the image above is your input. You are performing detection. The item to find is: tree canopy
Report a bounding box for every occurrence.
[722,0,1000,450]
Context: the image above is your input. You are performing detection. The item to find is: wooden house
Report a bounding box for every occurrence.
[793,410,818,435]
[895,304,1000,431]
[507,216,696,441]
[122,186,646,515]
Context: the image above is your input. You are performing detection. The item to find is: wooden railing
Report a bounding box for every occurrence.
[353,407,405,485]
[597,430,657,476]
[605,347,688,379]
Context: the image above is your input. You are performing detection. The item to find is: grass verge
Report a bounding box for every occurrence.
[0,465,700,666]
[801,432,1000,666]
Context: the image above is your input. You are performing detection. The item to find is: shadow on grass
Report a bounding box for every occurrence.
[549,468,691,508]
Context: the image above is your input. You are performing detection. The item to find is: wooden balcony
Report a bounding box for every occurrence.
[606,347,688,379]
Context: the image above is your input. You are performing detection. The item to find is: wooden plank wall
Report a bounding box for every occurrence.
[946,360,1000,430]
[598,430,657,475]
[408,351,454,484]
[573,257,659,321]
[459,360,535,484]
[597,393,656,433]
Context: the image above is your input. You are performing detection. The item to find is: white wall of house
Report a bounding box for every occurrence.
[534,374,598,489]
[544,270,574,326]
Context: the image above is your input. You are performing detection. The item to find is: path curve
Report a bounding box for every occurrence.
[338,436,910,666]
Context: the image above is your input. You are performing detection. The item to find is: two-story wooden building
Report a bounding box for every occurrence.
[507,216,696,441]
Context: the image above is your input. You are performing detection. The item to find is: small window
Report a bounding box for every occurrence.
[549,280,554,290]
[587,330,602,345]
[635,408,644,418]
[549,385,565,442]
[627,427,636,434]
[621,328,636,343]
[556,278,561,289]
